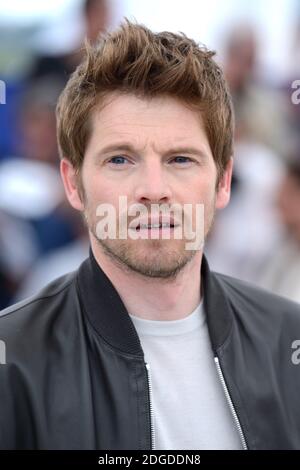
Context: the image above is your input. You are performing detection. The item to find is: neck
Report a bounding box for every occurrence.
[90,241,203,321]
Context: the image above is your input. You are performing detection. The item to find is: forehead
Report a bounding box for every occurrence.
[89,92,208,146]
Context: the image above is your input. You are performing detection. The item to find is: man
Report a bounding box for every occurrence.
[1,21,300,450]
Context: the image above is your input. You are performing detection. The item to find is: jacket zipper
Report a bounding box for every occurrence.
[214,356,248,450]
[145,362,155,450]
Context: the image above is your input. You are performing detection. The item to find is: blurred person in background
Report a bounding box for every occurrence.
[205,136,284,282]
[0,0,111,162]
[0,1,111,308]
[205,22,288,282]
[0,77,86,306]
[223,23,289,156]
[29,0,111,85]
[280,16,300,143]
[259,144,300,303]
[18,77,61,167]
[1,77,78,252]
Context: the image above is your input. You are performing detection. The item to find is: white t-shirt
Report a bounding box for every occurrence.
[129,301,243,450]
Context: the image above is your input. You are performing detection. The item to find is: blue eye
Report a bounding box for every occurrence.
[109,156,128,165]
[172,156,191,164]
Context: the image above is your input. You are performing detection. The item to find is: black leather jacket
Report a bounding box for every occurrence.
[1,251,300,449]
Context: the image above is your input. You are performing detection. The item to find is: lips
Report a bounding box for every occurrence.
[129,216,180,231]
[136,222,175,231]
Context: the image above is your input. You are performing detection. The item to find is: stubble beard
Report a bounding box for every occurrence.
[83,208,215,282]
[94,235,196,280]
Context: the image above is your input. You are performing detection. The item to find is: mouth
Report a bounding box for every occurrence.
[135,222,176,231]
[129,214,180,232]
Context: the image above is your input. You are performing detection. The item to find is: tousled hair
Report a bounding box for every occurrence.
[56,20,234,181]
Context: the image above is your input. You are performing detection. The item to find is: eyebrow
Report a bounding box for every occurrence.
[97,144,138,156]
[96,143,208,159]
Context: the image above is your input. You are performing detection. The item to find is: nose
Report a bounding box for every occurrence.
[133,158,172,204]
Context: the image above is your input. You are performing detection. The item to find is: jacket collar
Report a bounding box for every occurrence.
[76,248,233,356]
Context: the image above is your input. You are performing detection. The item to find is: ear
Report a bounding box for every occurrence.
[215,157,234,210]
[60,158,84,211]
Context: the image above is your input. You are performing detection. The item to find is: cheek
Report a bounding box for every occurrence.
[194,179,217,205]
[82,170,109,202]
[188,185,216,223]
[85,182,128,222]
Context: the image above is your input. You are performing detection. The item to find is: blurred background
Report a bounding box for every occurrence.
[1,0,300,308]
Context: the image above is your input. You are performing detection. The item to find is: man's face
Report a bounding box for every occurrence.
[61,92,232,279]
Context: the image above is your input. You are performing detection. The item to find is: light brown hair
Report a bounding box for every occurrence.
[56,20,234,182]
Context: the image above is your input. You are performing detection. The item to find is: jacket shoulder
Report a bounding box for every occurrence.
[0,271,77,328]
[214,271,300,325]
